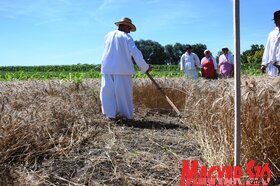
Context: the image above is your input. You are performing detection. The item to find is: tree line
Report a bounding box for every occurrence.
[135,39,265,65]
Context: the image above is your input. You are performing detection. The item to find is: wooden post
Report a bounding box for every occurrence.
[233,0,241,166]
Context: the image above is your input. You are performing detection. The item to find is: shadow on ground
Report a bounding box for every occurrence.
[117,119,188,130]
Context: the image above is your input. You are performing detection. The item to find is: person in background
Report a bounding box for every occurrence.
[100,17,152,121]
[201,49,218,79]
[180,45,201,80]
[218,47,234,78]
[261,10,280,76]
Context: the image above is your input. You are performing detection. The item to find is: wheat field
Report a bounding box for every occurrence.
[0,76,279,185]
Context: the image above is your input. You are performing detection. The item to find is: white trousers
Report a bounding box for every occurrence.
[184,69,198,80]
[100,74,133,119]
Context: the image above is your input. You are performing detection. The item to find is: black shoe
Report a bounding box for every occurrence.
[103,116,116,124]
[115,115,133,125]
[108,117,116,121]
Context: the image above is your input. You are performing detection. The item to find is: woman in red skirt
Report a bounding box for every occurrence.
[201,49,218,79]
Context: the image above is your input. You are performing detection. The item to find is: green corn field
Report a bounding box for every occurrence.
[0,63,261,81]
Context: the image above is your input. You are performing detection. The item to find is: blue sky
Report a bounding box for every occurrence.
[0,0,278,66]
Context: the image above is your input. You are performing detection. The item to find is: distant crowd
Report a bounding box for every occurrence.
[180,10,280,80]
[179,45,233,80]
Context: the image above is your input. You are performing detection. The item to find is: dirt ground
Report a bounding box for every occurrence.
[83,111,199,186]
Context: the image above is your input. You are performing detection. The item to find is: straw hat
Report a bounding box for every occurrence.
[115,17,136,32]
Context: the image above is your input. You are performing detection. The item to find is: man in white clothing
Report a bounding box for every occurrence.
[180,45,201,80]
[261,10,280,76]
[100,17,152,120]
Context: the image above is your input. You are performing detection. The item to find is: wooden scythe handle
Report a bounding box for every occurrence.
[146,72,181,117]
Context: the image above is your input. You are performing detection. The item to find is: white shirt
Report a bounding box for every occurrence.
[262,27,280,76]
[180,52,201,71]
[218,53,234,65]
[101,30,149,75]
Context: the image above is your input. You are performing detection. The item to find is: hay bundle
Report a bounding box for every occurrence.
[133,77,187,112]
